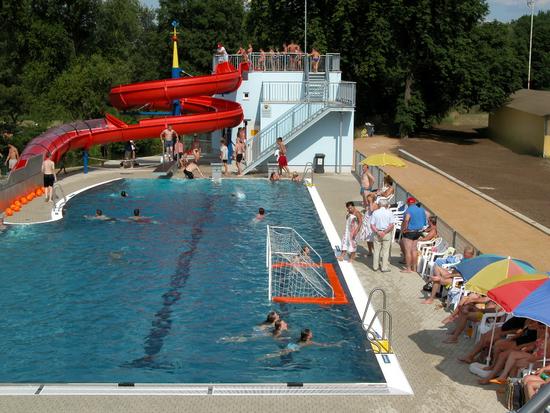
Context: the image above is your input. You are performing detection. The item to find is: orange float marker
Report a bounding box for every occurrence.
[5,208,13,216]
[20,197,28,205]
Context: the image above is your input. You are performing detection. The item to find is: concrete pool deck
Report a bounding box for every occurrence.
[1,167,510,411]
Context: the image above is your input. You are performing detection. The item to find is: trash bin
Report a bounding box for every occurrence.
[313,153,325,174]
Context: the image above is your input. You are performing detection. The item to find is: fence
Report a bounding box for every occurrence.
[354,150,479,254]
[213,53,340,74]
[261,81,356,106]
[0,155,44,213]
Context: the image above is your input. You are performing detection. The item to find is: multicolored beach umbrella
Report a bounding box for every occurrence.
[456,254,537,295]
[488,275,550,326]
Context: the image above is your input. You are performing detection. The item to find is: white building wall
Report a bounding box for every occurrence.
[286,111,354,173]
[213,69,352,172]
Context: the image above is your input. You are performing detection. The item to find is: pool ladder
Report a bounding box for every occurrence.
[362,288,393,355]
[302,162,314,186]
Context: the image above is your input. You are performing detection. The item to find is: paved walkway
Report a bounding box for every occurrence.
[314,173,506,412]
[355,137,550,270]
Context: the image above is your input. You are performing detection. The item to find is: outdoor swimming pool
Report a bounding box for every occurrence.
[0,179,384,384]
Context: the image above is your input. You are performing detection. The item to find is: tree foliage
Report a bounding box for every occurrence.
[0,0,548,152]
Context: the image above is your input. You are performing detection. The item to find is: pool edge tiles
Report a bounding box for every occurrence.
[306,184,414,396]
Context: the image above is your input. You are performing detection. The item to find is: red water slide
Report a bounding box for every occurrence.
[16,62,243,169]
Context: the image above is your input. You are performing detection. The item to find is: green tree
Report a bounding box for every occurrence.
[511,11,550,90]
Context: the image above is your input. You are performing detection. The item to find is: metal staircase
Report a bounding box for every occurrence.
[243,101,332,174]
[243,80,355,175]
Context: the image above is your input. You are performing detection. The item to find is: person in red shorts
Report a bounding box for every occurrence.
[276,137,290,176]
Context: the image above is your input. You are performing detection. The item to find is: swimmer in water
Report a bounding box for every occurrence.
[255,207,265,221]
[259,328,343,360]
[259,311,280,330]
[121,191,128,197]
[269,172,280,182]
[272,319,288,338]
[291,172,302,182]
[218,312,280,343]
[85,209,112,221]
[128,208,152,222]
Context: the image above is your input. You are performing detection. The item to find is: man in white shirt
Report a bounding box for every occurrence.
[370,198,394,272]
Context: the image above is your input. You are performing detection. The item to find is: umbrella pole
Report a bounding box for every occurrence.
[485,318,497,366]
[544,326,548,367]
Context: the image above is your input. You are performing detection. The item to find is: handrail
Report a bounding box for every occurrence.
[365,310,393,354]
[244,101,327,173]
[362,288,387,325]
[213,52,341,73]
[362,288,392,355]
[302,162,313,185]
[262,81,356,106]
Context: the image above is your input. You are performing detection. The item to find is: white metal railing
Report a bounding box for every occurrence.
[262,81,356,106]
[213,53,341,73]
[244,102,327,173]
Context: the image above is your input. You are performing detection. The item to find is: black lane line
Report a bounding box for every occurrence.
[124,198,214,368]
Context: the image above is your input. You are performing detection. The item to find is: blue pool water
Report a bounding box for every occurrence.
[0,179,384,383]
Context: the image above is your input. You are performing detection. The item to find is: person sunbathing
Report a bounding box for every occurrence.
[523,365,550,401]
[479,323,549,385]
[442,295,497,344]
[458,317,532,364]
[422,246,474,305]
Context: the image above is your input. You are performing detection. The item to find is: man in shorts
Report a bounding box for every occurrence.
[360,164,375,207]
[42,152,56,202]
[234,137,245,176]
[400,197,427,273]
[160,125,177,161]
[183,161,204,179]
[276,137,290,176]
[5,144,19,171]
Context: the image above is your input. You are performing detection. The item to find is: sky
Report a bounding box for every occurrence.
[141,0,550,23]
[487,0,550,22]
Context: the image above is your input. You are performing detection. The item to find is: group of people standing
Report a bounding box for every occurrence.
[338,164,437,274]
[159,125,203,178]
[219,127,246,176]
[216,41,322,72]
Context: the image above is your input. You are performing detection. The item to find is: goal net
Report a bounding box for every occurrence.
[266,226,334,302]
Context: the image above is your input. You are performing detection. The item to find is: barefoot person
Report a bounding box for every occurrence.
[42,152,56,202]
[337,201,362,262]
[421,246,475,304]
[276,137,290,176]
[5,144,19,171]
[370,199,394,272]
[234,138,245,176]
[160,125,177,161]
[360,164,375,207]
[400,197,427,273]
[220,139,229,175]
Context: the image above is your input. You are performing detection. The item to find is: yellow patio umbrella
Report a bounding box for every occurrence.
[360,153,406,167]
